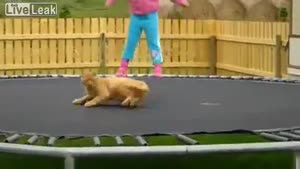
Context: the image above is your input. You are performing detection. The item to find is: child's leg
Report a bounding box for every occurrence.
[143,12,163,77]
[117,14,142,77]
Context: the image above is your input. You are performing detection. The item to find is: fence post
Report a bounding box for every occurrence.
[275,35,282,78]
[100,33,107,75]
[209,36,217,75]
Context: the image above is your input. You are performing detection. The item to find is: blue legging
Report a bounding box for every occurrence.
[122,11,163,65]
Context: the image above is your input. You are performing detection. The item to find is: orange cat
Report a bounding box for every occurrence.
[72,72,150,108]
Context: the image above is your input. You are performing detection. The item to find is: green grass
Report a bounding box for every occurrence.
[77,152,293,169]
[189,133,270,144]
[0,133,295,169]
[0,0,129,17]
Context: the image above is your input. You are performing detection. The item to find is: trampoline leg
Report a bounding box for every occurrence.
[65,155,75,169]
[295,152,300,169]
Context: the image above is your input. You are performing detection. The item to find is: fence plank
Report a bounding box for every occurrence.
[187,19,195,75]
[40,18,49,74]
[13,19,23,75]
[107,18,116,74]
[99,18,107,74]
[0,19,4,75]
[115,18,125,73]
[49,18,57,75]
[241,43,247,69]
[31,18,40,74]
[91,18,100,74]
[66,18,74,74]
[259,22,264,71]
[270,48,274,73]
[74,18,83,74]
[264,22,271,71]
[255,22,260,70]
[179,19,187,75]
[195,20,206,74]
[236,22,241,68]
[229,42,234,66]
[22,19,31,75]
[57,19,66,74]
[5,19,14,75]
[259,23,264,71]
[83,18,91,73]
[217,63,273,77]
[172,19,180,74]
[163,19,171,74]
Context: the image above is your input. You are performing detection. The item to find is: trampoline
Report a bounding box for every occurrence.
[0,74,300,144]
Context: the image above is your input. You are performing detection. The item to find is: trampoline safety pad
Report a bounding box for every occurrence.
[0,75,300,137]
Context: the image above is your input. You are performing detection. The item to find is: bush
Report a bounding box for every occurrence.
[279,7,288,21]
[59,5,71,18]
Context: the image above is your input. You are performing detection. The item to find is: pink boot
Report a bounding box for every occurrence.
[154,64,162,77]
[116,59,128,77]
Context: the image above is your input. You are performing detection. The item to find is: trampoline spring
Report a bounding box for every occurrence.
[27,135,39,145]
[209,75,219,79]
[241,76,253,80]
[253,76,264,80]
[278,132,300,140]
[259,132,290,141]
[47,137,57,146]
[135,136,148,146]
[293,130,300,135]
[231,76,243,80]
[198,75,209,78]
[220,76,230,79]
[176,134,198,145]
[5,134,21,143]
[271,77,281,82]
[262,77,273,81]
[93,137,101,146]
[115,136,124,145]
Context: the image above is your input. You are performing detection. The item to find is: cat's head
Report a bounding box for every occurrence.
[81,72,96,87]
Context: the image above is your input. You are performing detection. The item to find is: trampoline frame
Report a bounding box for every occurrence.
[0,141,299,169]
[1,73,300,169]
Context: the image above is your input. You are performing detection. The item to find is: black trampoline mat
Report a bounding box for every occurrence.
[0,76,300,137]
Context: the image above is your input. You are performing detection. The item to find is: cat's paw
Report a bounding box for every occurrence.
[72,98,83,105]
[84,101,97,108]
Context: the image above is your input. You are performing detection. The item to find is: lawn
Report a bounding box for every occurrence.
[0,133,295,169]
[0,0,129,17]
[0,0,295,168]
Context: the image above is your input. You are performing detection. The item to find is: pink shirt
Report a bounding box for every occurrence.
[106,0,189,15]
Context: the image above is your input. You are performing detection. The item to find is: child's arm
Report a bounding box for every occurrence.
[170,0,189,7]
[105,0,116,7]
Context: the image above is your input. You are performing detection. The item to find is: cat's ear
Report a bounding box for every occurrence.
[84,71,96,76]
[82,72,93,79]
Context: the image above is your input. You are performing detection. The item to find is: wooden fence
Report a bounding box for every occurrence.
[0,18,289,77]
[216,21,289,77]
